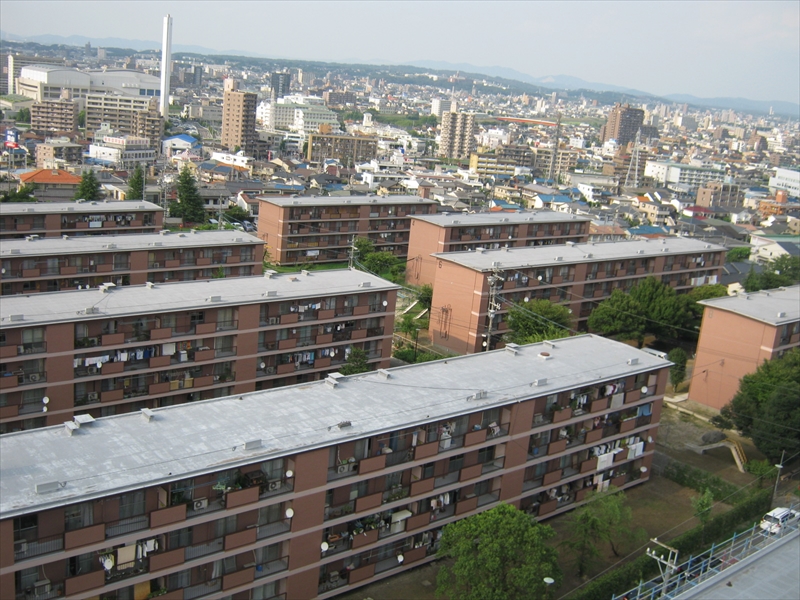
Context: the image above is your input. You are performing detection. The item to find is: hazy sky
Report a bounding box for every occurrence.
[3,1,799,103]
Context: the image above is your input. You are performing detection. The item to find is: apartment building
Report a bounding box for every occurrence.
[533,147,580,179]
[0,270,397,433]
[257,196,438,266]
[221,80,258,156]
[35,140,84,169]
[85,95,163,144]
[689,286,800,410]
[322,90,357,107]
[695,181,744,208]
[644,161,726,192]
[600,103,644,146]
[87,136,157,169]
[431,98,456,118]
[438,112,476,159]
[0,335,666,600]
[406,211,591,287]
[0,201,164,240]
[427,238,726,354]
[0,231,263,295]
[30,97,79,132]
[306,134,378,164]
[468,153,518,177]
[496,144,535,169]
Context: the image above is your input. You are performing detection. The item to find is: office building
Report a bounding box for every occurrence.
[427,238,726,354]
[322,91,357,107]
[0,230,263,296]
[438,112,476,159]
[600,103,644,146]
[221,79,258,155]
[271,72,291,99]
[30,95,79,133]
[0,201,165,240]
[0,335,666,599]
[0,269,397,433]
[306,133,378,164]
[6,54,64,95]
[257,195,437,266]
[689,286,800,410]
[406,211,591,287]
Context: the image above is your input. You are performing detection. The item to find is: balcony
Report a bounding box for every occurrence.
[16,341,47,355]
[14,533,64,561]
[105,515,149,539]
[15,583,64,600]
[184,578,221,600]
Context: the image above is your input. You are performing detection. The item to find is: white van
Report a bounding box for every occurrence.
[759,507,800,534]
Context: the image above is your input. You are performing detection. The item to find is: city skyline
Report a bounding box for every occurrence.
[1,0,799,105]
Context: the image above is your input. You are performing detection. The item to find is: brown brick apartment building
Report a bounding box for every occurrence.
[406,211,591,287]
[0,231,264,295]
[0,270,397,433]
[688,285,800,410]
[0,335,667,600]
[0,201,164,240]
[427,238,726,354]
[257,196,438,266]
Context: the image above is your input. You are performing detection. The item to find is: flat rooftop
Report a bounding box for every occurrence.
[434,238,726,271]
[698,285,800,326]
[0,200,164,216]
[0,230,263,258]
[0,269,398,329]
[410,210,591,227]
[0,334,669,518]
[259,195,436,207]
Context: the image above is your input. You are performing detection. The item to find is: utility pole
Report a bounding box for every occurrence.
[348,235,356,268]
[484,266,503,351]
[646,539,680,598]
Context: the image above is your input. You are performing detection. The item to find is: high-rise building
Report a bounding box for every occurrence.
[270,71,291,98]
[159,14,173,118]
[431,98,456,118]
[600,103,644,146]
[438,112,476,159]
[84,94,162,145]
[30,94,79,132]
[221,79,257,155]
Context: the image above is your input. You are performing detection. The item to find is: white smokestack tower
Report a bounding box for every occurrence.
[159,14,173,118]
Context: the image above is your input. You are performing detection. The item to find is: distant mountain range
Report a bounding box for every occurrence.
[3,31,798,116]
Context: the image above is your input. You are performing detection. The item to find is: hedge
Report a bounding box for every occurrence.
[567,488,771,600]
[662,460,750,505]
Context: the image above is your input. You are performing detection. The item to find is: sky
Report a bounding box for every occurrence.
[2,1,799,104]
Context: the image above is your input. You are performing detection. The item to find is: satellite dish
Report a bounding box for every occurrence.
[544,577,555,585]
[285,470,294,478]
[537,275,543,281]
[260,362,266,369]
[396,554,404,563]
[285,508,294,519]
[524,296,530,302]
[640,466,648,473]
[382,300,388,306]
[320,541,329,552]
[641,386,648,394]
[42,397,50,404]
[42,406,48,413]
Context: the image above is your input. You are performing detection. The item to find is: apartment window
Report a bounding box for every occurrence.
[214,515,237,537]
[13,514,37,542]
[64,502,94,531]
[119,490,145,519]
[167,526,192,550]
[66,552,94,577]
[170,479,194,505]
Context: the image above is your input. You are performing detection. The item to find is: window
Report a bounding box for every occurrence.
[64,502,94,531]
[119,490,145,519]
[13,514,37,542]
[214,515,237,537]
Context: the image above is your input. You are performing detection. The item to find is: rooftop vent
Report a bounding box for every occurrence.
[627,358,639,365]
[301,270,310,276]
[244,439,262,450]
[9,314,24,322]
[555,256,563,261]
[64,421,78,437]
[538,352,552,360]
[505,343,520,355]
[467,390,488,401]
[74,414,96,427]
[359,281,371,288]
[84,307,99,314]
[491,261,501,267]
[100,283,116,293]
[377,369,392,379]
[146,282,155,288]
[206,295,222,302]
[566,241,576,246]
[777,311,786,318]
[25,235,39,242]
[141,408,155,421]
[637,249,645,254]
[264,269,277,279]
[36,481,62,494]
[103,243,116,249]
[159,230,170,236]
[62,235,69,240]
[10,249,21,254]
[533,378,548,386]
[338,420,352,429]
[584,253,593,259]
[265,290,278,297]
[543,340,557,348]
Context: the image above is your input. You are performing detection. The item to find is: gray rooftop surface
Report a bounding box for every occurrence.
[698,285,800,326]
[434,237,726,271]
[258,194,436,207]
[410,210,591,227]
[0,269,398,329]
[0,334,669,518]
[0,200,164,215]
[0,230,263,258]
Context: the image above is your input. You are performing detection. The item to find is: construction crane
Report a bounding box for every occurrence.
[497,114,562,182]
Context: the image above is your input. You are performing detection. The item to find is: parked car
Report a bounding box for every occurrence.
[759,507,800,534]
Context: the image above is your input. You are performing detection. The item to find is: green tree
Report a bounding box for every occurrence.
[667,347,688,391]
[170,166,205,224]
[506,299,572,344]
[691,488,714,542]
[361,250,399,275]
[0,184,36,203]
[711,349,800,462]
[225,205,252,223]
[686,284,729,324]
[353,236,375,260]
[587,289,647,347]
[744,459,778,489]
[77,109,86,128]
[17,107,31,123]
[726,247,751,262]
[338,347,370,375]
[629,277,691,340]
[417,284,433,312]
[743,256,800,292]
[74,170,102,201]
[436,503,562,600]
[127,164,145,200]
[396,313,417,336]
[565,505,604,578]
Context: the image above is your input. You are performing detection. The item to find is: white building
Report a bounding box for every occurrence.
[768,167,800,198]
[644,160,726,191]
[431,98,456,118]
[87,136,156,167]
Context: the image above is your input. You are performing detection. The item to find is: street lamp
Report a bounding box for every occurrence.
[773,450,785,501]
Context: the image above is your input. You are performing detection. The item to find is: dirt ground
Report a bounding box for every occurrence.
[334,393,776,600]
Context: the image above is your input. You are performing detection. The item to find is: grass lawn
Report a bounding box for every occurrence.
[264,261,349,273]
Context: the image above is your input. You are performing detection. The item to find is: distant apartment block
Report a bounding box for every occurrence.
[689,286,800,410]
[34,139,84,168]
[0,201,164,240]
[323,90,357,107]
[468,153,518,177]
[270,71,291,98]
[0,230,263,295]
[533,147,580,178]
[85,94,163,143]
[306,133,378,164]
[768,167,800,197]
[258,196,437,266]
[427,238,726,354]
[406,211,591,287]
[696,181,744,208]
[30,96,79,132]
[221,79,258,156]
[0,270,397,433]
[496,144,535,169]
[438,112,476,159]
[644,161,726,192]
[431,97,456,118]
[600,103,644,146]
[0,335,666,599]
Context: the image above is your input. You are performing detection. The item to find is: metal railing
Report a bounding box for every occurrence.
[14,533,64,560]
[105,515,149,539]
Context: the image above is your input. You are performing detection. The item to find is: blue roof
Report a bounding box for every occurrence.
[629,225,669,234]
[538,194,573,203]
[165,134,199,144]
[270,183,305,191]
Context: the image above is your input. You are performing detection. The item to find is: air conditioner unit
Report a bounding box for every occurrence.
[268,480,281,491]
[33,580,51,595]
[151,263,160,269]
[29,373,40,382]
[88,392,99,401]
[88,366,98,374]
[193,498,208,511]
[266,366,276,375]
[337,464,349,474]
[268,317,279,325]
[14,540,27,554]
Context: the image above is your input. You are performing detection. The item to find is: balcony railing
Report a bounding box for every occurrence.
[184,578,221,600]
[14,533,64,561]
[185,536,223,560]
[216,320,238,331]
[254,555,289,578]
[105,515,149,539]
[16,341,47,355]
[15,583,64,600]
